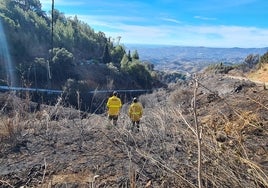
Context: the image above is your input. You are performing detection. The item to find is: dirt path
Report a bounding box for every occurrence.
[225,74,268,87]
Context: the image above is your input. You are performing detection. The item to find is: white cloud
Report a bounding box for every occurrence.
[194,16,217,21]
[75,15,145,25]
[39,0,268,48]
[74,13,268,48]
[160,18,182,24]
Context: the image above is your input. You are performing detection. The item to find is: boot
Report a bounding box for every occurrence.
[136,124,140,132]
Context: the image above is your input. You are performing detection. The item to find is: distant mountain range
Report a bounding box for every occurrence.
[126,44,268,73]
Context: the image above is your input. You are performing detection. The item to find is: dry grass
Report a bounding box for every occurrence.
[0,77,268,187]
[247,63,268,83]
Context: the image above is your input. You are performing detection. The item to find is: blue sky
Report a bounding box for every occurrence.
[40,0,268,48]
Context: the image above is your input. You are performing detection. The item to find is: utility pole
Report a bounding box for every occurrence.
[48,0,54,88]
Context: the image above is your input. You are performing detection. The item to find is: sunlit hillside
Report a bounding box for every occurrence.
[247,63,268,83]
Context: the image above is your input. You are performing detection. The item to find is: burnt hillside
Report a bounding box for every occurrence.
[0,71,267,188]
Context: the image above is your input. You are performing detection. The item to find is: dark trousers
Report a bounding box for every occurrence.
[108,115,118,125]
[132,120,140,131]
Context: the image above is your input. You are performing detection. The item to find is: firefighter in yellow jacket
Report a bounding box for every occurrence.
[106,91,122,125]
[128,97,143,132]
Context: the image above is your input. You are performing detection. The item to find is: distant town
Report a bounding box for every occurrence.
[126,44,268,73]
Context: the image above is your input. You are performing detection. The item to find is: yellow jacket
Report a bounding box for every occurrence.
[128,102,143,121]
[106,96,122,115]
